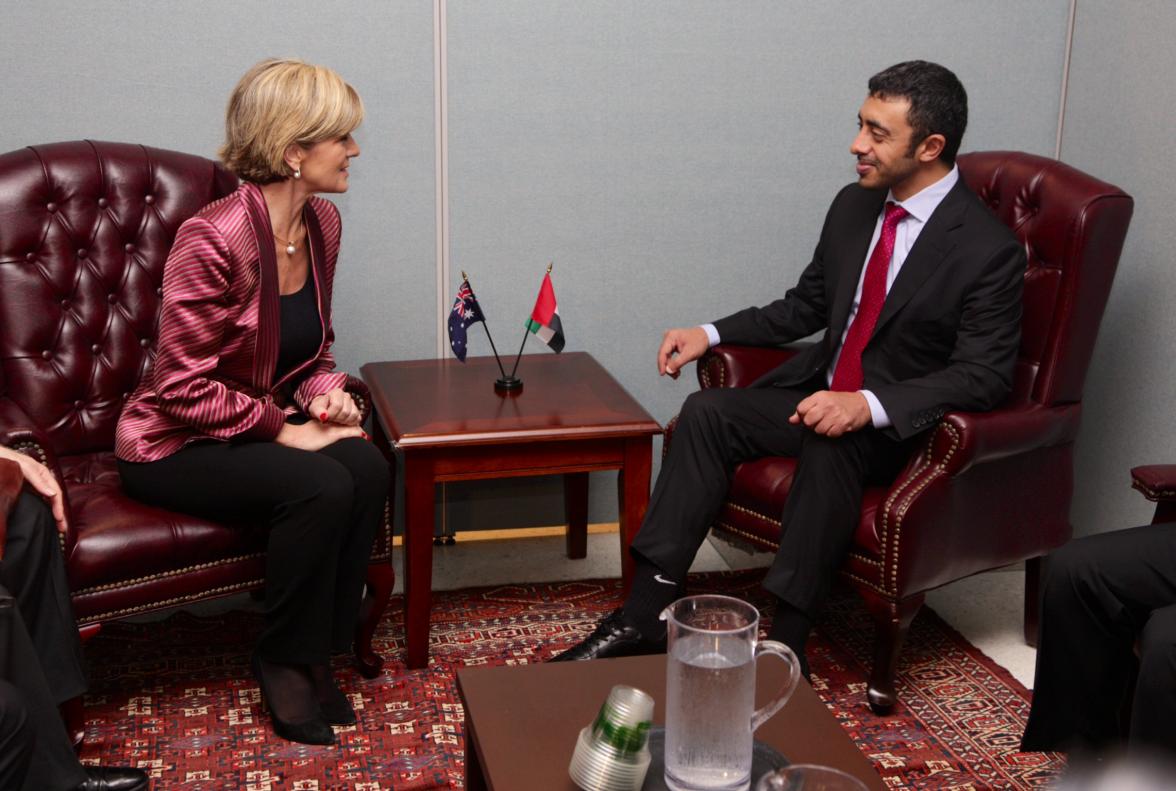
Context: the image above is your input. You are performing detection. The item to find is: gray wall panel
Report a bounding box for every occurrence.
[444,1,1070,526]
[1060,1,1176,535]
[0,0,438,373]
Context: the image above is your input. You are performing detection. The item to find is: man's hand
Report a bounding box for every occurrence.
[657,327,710,379]
[0,445,67,533]
[308,388,361,426]
[790,391,872,437]
[275,421,365,452]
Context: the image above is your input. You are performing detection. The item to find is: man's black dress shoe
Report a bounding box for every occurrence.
[550,608,666,662]
[76,765,150,791]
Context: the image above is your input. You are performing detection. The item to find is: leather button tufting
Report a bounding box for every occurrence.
[40,350,51,360]
[46,202,57,212]
[98,198,108,208]
[91,344,101,354]
[140,338,150,348]
[144,195,155,205]
[26,253,35,262]
[125,243,135,253]
[60,299,70,309]
[156,287,163,296]
[107,294,117,304]
[77,249,88,259]
[74,400,84,410]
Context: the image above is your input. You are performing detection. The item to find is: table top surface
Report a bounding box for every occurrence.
[457,654,883,791]
[361,352,661,448]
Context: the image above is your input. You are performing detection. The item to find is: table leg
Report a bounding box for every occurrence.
[617,436,653,594]
[403,454,436,669]
[564,471,589,559]
[463,714,488,791]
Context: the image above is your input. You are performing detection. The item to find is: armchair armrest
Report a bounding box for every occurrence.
[927,403,1083,476]
[876,402,1082,595]
[0,458,22,560]
[345,375,373,425]
[697,343,808,390]
[1131,465,1176,502]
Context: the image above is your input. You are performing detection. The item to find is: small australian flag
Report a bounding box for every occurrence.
[447,279,485,362]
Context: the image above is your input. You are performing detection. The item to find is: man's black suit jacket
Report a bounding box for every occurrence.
[712,177,1026,440]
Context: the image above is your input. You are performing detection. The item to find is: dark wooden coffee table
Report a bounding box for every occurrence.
[361,352,661,669]
[457,654,884,791]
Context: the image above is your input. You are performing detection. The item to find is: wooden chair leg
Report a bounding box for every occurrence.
[354,560,395,678]
[1024,556,1042,648]
[863,593,924,715]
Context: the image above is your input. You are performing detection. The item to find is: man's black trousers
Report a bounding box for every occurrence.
[630,384,915,618]
[0,492,88,790]
[1022,522,1176,754]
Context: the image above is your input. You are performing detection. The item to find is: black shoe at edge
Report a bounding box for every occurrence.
[76,766,150,791]
[549,608,665,662]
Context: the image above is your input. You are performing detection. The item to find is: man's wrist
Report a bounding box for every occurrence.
[701,323,720,347]
[860,390,890,428]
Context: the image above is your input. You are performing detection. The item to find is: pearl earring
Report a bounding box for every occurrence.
[293,168,301,180]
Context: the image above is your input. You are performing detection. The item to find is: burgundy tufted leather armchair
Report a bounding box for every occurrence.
[0,142,395,688]
[663,151,1134,713]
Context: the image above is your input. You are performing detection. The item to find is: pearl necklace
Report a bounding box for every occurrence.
[272,229,303,256]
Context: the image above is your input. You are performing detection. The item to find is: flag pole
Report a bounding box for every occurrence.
[508,261,552,380]
[462,271,509,380]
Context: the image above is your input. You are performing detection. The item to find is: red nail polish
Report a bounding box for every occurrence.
[361,431,369,440]
[320,412,328,422]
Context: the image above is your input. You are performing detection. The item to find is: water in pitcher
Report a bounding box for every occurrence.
[664,631,757,791]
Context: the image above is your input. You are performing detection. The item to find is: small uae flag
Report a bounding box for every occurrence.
[525,271,565,352]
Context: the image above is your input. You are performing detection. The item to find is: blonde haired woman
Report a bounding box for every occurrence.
[116,59,388,745]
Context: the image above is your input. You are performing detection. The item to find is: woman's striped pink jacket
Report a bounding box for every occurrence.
[116,181,350,463]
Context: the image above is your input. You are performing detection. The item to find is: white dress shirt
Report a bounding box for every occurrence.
[702,165,959,428]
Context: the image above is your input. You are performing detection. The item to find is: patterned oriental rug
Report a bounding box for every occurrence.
[79,570,1064,789]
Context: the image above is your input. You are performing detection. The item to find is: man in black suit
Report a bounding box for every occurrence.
[553,60,1024,672]
[1022,524,1176,756]
[0,446,149,791]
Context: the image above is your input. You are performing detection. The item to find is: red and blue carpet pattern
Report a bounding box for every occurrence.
[80,570,1063,789]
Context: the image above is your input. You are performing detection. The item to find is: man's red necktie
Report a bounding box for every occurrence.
[830,202,908,392]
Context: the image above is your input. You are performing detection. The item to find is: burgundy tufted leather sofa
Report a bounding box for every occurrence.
[0,141,395,687]
[663,151,1134,713]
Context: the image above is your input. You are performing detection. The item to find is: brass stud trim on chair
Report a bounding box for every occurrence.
[72,553,268,596]
[882,422,961,595]
[75,578,267,624]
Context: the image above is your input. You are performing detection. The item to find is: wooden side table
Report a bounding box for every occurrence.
[361,352,661,669]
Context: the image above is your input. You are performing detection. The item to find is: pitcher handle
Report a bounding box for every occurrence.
[750,639,800,733]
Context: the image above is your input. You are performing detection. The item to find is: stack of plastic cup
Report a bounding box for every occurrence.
[568,684,654,791]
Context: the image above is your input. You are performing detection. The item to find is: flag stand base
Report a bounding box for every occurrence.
[494,376,523,396]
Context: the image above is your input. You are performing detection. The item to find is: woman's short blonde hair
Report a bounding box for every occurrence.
[219,58,364,184]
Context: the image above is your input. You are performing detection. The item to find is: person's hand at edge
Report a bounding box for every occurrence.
[0,445,67,532]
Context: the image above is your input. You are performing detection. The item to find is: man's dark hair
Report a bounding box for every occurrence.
[868,60,967,165]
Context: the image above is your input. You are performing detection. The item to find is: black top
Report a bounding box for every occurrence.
[276,273,322,382]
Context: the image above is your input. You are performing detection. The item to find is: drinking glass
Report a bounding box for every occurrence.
[756,764,868,791]
[661,595,800,791]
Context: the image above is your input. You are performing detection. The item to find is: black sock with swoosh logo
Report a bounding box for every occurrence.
[620,557,683,641]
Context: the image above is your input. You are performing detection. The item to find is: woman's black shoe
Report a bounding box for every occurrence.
[251,654,336,745]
